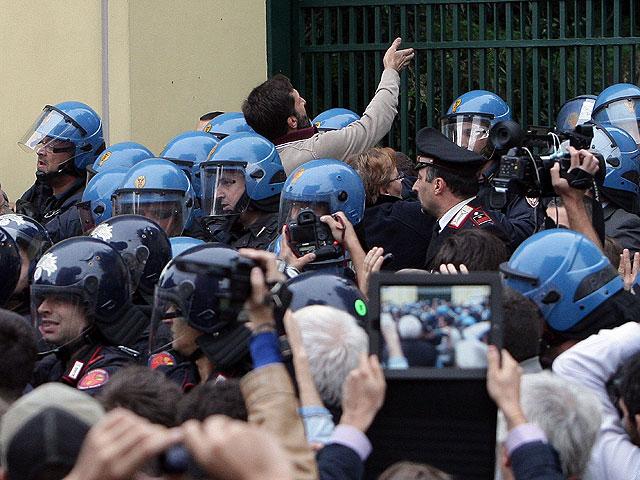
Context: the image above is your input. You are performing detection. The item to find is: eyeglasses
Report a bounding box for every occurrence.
[387,172,405,184]
[37,140,74,154]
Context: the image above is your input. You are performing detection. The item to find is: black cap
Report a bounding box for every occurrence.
[415,127,487,175]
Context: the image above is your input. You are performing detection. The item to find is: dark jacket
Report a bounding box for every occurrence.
[32,341,139,396]
[603,202,640,254]
[510,441,566,480]
[362,196,435,271]
[18,178,85,243]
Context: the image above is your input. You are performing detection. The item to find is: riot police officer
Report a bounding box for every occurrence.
[441,90,543,249]
[200,133,286,249]
[17,102,105,243]
[592,83,640,147]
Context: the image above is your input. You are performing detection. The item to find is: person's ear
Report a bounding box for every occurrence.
[287,115,298,131]
[433,177,445,195]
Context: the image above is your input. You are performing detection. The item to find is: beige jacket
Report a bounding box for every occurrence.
[278,68,401,175]
[241,363,319,480]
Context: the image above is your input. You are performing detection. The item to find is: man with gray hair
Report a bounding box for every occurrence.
[495,371,602,480]
[295,305,369,409]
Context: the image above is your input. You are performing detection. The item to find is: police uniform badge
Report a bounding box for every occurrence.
[91,224,113,242]
[149,352,176,370]
[34,252,57,281]
[135,176,146,188]
[97,151,111,167]
[470,209,493,226]
[77,368,110,390]
[291,169,305,184]
[526,197,540,208]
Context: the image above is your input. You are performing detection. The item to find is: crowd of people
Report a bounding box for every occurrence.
[1,35,640,479]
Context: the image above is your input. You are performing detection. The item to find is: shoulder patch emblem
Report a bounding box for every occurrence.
[149,352,176,370]
[449,205,474,229]
[525,197,540,208]
[470,209,493,226]
[77,368,109,390]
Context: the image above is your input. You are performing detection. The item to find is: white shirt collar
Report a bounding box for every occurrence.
[438,196,476,232]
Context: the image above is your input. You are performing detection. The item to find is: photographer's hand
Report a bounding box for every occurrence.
[245,259,276,329]
[183,415,294,480]
[278,226,317,271]
[359,246,385,298]
[63,409,183,480]
[239,248,286,284]
[320,212,367,279]
[551,146,603,250]
[486,346,526,431]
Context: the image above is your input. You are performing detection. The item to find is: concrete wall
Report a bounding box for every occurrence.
[0,0,267,202]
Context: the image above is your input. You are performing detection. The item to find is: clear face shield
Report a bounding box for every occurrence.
[18,106,82,157]
[149,285,196,357]
[441,114,493,156]
[277,196,331,231]
[200,162,249,218]
[593,98,640,146]
[112,191,186,237]
[31,289,91,350]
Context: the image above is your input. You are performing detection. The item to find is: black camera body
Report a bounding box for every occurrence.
[490,121,605,198]
[285,209,342,261]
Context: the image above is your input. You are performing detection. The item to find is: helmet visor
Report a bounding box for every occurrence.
[556,98,595,131]
[113,191,186,237]
[593,98,640,145]
[200,162,248,217]
[18,106,82,154]
[278,196,331,231]
[441,115,492,155]
[149,286,193,356]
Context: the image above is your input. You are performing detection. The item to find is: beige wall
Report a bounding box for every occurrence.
[0,0,267,202]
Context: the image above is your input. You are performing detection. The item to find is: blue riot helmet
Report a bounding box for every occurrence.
[441,90,511,157]
[159,131,220,202]
[555,95,596,131]
[500,229,624,334]
[169,236,205,257]
[0,214,52,282]
[90,215,172,303]
[87,142,153,182]
[77,168,129,233]
[201,133,285,217]
[0,227,21,306]
[203,112,255,140]
[19,102,105,175]
[590,122,640,213]
[592,83,640,145]
[112,159,195,237]
[279,159,365,228]
[312,108,360,132]
[30,237,143,346]
[283,271,368,326]
[150,243,252,367]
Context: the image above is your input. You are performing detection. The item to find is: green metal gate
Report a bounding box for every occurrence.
[267,0,640,155]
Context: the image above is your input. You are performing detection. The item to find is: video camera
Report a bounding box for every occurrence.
[285,209,343,261]
[490,121,605,197]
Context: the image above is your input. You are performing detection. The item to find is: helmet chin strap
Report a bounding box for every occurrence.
[36,158,80,184]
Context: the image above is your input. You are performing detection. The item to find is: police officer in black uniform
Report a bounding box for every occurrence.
[413,127,509,270]
[199,133,285,250]
[30,237,146,395]
[16,102,105,243]
[149,243,254,392]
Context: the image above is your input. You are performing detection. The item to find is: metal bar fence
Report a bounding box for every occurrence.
[269,0,640,155]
